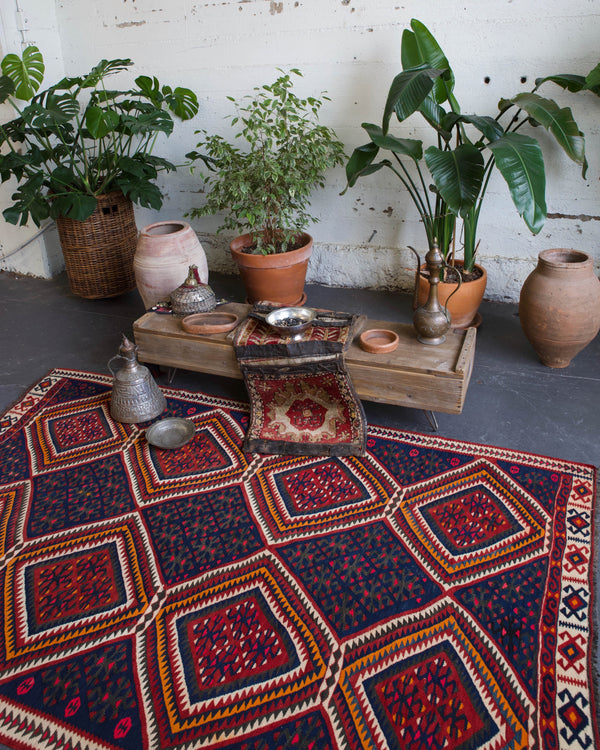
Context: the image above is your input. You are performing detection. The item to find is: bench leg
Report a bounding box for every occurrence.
[423,410,439,432]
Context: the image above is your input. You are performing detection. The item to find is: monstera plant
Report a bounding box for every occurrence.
[346,19,599,278]
[0,46,198,226]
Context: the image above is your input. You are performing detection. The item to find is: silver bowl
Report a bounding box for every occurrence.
[265,306,316,336]
[145,417,196,449]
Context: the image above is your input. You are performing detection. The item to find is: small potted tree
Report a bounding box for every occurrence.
[345,19,598,327]
[187,69,345,305]
[0,47,198,298]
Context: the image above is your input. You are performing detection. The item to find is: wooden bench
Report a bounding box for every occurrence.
[133,303,476,418]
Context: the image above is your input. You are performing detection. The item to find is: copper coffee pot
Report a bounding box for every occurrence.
[410,242,461,345]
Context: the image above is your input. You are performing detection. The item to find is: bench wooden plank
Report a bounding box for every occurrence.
[133,303,476,414]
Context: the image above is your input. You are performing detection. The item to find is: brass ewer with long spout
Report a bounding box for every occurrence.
[409,242,462,345]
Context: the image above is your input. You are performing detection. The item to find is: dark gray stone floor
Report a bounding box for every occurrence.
[0,268,598,733]
[2,269,598,467]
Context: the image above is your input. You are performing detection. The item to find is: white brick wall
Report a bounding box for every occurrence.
[1,0,599,300]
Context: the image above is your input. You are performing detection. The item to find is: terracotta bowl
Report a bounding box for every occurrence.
[359,328,400,354]
[181,312,239,335]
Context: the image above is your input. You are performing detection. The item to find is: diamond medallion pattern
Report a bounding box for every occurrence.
[0,370,595,750]
[392,459,550,584]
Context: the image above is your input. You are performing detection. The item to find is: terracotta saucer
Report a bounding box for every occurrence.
[181,312,239,335]
[359,328,400,354]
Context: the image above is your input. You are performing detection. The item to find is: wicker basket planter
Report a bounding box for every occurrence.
[55,191,137,299]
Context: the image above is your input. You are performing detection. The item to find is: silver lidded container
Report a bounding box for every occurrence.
[170,265,216,317]
[108,335,166,423]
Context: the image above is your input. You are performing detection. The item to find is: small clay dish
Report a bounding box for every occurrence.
[359,328,400,354]
[145,418,195,449]
[181,312,239,335]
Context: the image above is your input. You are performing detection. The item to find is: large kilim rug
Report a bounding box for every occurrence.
[0,369,597,750]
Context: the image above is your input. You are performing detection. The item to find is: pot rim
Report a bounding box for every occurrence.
[140,220,191,238]
[230,232,313,268]
[538,248,592,268]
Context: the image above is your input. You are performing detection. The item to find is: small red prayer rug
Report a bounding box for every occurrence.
[233,306,366,456]
[0,369,596,750]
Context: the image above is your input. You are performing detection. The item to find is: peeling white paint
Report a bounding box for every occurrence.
[1,0,599,301]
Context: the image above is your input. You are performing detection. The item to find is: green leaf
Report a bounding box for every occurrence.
[80,58,132,88]
[165,87,199,120]
[418,97,452,138]
[118,179,163,210]
[0,75,15,104]
[1,46,44,100]
[85,106,119,138]
[487,132,546,234]
[345,141,380,187]
[510,92,586,168]
[404,19,455,103]
[37,93,80,124]
[135,75,160,100]
[383,66,446,133]
[459,114,505,142]
[534,73,587,93]
[425,143,484,217]
[584,62,600,95]
[119,110,173,136]
[50,192,97,221]
[3,172,48,226]
[362,123,423,160]
[48,166,78,190]
[0,150,32,182]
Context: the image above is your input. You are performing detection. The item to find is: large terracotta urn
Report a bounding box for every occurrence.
[417,261,487,329]
[134,220,208,308]
[230,233,312,305]
[519,249,600,368]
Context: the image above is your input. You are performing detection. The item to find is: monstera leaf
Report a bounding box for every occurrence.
[1,46,44,100]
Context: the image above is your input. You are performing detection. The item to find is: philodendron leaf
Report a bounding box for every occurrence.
[85,106,119,138]
[0,75,15,104]
[487,132,546,234]
[50,192,97,221]
[117,179,163,210]
[166,86,199,120]
[80,58,132,88]
[510,93,586,170]
[1,46,44,101]
[424,143,484,217]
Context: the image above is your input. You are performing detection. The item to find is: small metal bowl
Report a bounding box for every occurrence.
[265,306,316,336]
[145,417,196,449]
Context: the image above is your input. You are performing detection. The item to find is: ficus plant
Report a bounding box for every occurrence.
[345,19,600,276]
[0,46,199,226]
[187,69,345,254]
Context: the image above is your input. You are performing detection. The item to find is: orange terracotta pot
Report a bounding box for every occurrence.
[417,261,487,329]
[230,233,313,305]
[519,249,600,368]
